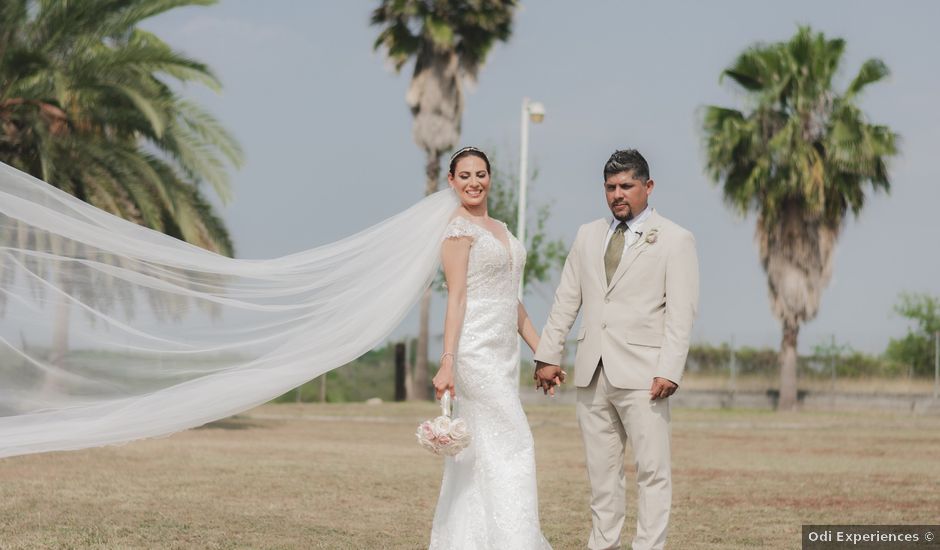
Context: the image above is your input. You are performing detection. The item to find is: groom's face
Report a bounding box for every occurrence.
[605,170,654,222]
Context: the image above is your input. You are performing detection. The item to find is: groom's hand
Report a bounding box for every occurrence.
[649,377,678,400]
[534,361,566,396]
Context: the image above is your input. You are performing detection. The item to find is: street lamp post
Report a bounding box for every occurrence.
[517,97,545,299]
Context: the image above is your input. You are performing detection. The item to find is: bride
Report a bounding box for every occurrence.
[428,147,557,549]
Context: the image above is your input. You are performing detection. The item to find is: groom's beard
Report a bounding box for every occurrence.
[611,202,633,222]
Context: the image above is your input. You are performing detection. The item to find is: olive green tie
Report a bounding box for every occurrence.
[605,222,628,285]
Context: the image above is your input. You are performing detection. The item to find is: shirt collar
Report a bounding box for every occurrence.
[609,205,652,233]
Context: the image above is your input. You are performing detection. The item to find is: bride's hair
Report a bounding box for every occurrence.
[448,146,491,176]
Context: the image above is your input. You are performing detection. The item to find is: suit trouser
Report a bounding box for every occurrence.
[577,364,672,550]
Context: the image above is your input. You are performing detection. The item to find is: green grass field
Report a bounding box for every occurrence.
[1,402,938,549]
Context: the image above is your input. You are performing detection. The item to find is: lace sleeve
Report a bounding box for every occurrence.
[442,216,477,244]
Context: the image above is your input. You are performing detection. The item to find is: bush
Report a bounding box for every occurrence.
[272,342,400,403]
[686,342,914,379]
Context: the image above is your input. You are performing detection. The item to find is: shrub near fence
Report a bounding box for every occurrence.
[685,342,908,378]
[273,342,403,403]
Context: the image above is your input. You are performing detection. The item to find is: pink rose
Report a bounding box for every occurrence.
[417,422,435,440]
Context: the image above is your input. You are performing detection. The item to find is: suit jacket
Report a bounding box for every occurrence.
[534,209,699,389]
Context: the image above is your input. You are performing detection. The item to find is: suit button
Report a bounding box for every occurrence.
[604,298,610,304]
[601,322,607,329]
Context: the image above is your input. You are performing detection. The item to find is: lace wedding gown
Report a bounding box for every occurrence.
[429,216,552,549]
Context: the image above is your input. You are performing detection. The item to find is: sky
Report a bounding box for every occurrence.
[143,0,940,356]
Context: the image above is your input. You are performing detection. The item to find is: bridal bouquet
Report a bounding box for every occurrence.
[416,393,471,457]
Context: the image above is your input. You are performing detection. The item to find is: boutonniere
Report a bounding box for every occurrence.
[644,228,659,245]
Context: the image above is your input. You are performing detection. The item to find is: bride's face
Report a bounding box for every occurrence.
[448,156,490,209]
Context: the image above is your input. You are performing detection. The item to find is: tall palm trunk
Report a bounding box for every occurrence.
[759,206,837,411]
[413,152,442,400]
[778,321,799,410]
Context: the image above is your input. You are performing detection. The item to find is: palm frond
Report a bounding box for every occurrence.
[0,0,240,253]
[846,58,889,99]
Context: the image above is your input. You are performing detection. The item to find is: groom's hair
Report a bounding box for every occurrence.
[603,149,650,182]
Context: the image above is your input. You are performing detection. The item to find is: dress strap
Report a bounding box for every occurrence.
[442,216,478,243]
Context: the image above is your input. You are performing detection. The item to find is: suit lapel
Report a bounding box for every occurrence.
[591,220,610,291]
[605,210,662,293]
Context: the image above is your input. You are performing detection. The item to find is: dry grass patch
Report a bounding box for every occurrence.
[1,403,938,549]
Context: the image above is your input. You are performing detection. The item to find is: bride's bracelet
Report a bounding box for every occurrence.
[440,352,455,363]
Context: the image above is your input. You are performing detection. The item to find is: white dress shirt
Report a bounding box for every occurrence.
[603,205,652,256]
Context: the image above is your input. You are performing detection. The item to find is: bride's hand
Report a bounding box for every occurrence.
[433,357,455,399]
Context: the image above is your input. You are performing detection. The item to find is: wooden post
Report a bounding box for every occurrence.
[830,334,837,394]
[404,337,414,400]
[395,342,407,402]
[934,331,939,400]
[729,335,736,395]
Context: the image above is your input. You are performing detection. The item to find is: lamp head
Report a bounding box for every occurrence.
[527,101,545,123]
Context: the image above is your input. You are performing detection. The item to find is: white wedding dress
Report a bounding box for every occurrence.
[429,216,552,550]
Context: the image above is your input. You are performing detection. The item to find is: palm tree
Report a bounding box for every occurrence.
[0,0,242,375]
[702,26,899,410]
[1,0,241,254]
[371,0,517,400]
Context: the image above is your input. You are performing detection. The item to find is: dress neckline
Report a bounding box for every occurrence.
[453,216,513,260]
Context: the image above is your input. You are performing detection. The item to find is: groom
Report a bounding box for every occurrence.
[534,149,699,550]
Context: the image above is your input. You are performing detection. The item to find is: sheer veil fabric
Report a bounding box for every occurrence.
[0,161,459,458]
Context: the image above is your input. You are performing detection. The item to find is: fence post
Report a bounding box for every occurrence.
[934,331,938,400]
[729,335,737,396]
[830,334,837,394]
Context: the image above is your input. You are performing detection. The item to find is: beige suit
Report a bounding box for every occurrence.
[535,209,699,550]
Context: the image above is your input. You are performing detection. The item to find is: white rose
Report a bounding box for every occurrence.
[449,419,469,441]
[432,416,451,436]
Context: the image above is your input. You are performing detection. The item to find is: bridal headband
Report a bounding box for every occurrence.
[449,146,487,164]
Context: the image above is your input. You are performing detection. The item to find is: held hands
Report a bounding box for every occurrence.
[433,355,456,400]
[649,376,678,400]
[533,361,566,396]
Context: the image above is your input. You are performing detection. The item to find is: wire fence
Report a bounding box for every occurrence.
[282,331,940,403]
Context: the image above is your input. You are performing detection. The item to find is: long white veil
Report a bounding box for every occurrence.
[0,161,459,459]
